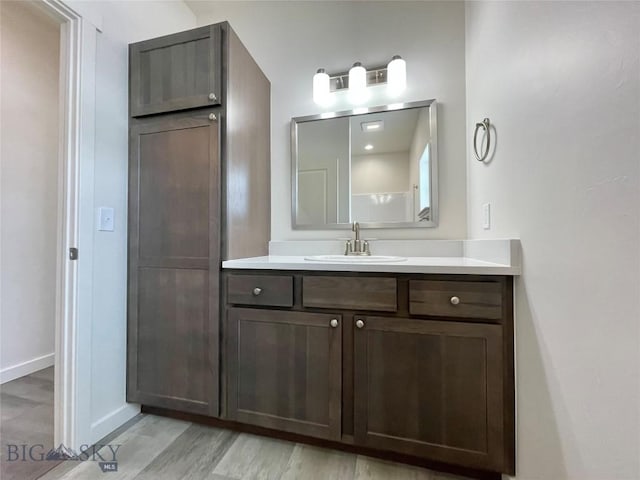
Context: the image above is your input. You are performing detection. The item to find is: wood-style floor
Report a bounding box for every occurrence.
[0,366,60,480]
[1,368,471,480]
[39,414,471,480]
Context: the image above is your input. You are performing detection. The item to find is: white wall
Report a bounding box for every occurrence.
[190,0,467,239]
[0,1,60,383]
[465,2,640,479]
[64,0,196,444]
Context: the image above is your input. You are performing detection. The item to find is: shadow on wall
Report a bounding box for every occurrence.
[514,271,572,480]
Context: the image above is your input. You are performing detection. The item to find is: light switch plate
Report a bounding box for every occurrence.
[482,203,491,230]
[98,207,115,232]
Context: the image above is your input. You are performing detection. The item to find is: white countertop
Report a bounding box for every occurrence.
[222,255,520,275]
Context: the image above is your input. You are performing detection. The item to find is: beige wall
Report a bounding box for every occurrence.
[0,1,60,381]
[466,2,640,479]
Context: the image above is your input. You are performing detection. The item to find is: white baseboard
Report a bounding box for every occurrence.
[90,403,141,444]
[0,353,55,384]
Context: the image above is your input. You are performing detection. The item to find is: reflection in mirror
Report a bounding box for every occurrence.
[292,100,437,229]
[297,118,350,224]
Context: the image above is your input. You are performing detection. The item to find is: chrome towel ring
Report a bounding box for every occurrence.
[473,118,491,162]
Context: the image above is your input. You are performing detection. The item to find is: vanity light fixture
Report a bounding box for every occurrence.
[348,62,369,104]
[387,55,407,96]
[312,56,407,106]
[313,68,332,106]
[364,144,374,150]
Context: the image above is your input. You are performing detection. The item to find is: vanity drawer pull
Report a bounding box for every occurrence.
[409,280,502,321]
[330,319,339,328]
[227,275,293,307]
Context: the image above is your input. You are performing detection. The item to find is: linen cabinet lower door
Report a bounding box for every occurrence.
[353,316,505,472]
[227,308,342,440]
[127,112,220,416]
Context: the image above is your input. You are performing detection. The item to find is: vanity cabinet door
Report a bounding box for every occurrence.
[227,308,342,441]
[130,25,222,117]
[127,111,220,416]
[353,316,505,472]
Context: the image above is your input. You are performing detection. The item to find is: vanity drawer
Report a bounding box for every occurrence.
[409,280,503,321]
[303,276,397,312]
[227,274,294,307]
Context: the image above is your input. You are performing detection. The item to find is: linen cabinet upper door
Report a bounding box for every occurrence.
[130,25,222,117]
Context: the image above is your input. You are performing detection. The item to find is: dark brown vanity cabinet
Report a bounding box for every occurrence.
[127,23,270,416]
[353,316,505,471]
[223,272,515,477]
[227,308,342,440]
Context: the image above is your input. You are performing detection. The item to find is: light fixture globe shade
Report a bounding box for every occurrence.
[387,55,406,96]
[348,62,368,104]
[313,69,332,106]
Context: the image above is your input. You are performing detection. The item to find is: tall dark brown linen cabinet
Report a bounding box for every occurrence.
[126,23,270,417]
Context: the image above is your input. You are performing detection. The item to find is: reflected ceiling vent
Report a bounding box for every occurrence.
[361,120,384,132]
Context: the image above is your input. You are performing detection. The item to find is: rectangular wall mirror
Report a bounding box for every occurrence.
[291,99,438,230]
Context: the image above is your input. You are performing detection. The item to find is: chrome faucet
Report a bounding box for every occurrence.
[344,222,371,256]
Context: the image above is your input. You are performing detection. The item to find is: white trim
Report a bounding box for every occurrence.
[74,19,97,452]
[90,404,140,443]
[0,354,55,384]
[39,0,97,453]
[59,0,103,32]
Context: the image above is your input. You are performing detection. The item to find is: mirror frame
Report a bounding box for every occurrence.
[291,99,438,230]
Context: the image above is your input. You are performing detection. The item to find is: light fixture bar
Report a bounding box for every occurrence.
[313,56,406,105]
[328,66,388,92]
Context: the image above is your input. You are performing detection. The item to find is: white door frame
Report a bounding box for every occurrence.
[39,0,97,451]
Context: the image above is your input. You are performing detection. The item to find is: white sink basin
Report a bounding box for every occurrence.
[304,255,407,263]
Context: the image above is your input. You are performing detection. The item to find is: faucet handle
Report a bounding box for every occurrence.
[363,241,371,256]
[344,240,353,255]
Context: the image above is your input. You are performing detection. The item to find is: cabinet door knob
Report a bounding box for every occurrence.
[330,319,339,328]
[209,113,217,121]
[209,93,217,101]
[252,287,262,296]
[450,296,460,305]
[355,319,365,329]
